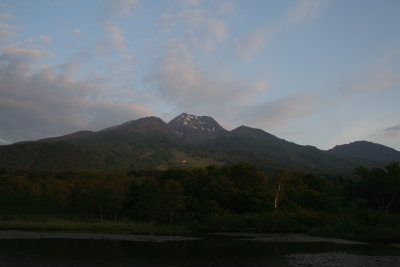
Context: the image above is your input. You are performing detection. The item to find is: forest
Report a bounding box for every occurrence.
[0,162,399,241]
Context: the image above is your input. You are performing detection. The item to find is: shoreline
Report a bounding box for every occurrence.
[0,230,201,242]
[0,219,193,236]
[0,230,368,245]
[0,218,398,244]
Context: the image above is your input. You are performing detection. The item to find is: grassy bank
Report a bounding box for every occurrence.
[308,210,400,243]
[0,218,193,235]
[1,211,400,243]
[310,220,400,243]
[194,211,400,243]
[311,225,400,243]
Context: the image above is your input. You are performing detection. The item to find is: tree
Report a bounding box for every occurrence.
[355,162,400,213]
[383,162,400,213]
[39,177,70,215]
[160,179,186,224]
[273,170,289,213]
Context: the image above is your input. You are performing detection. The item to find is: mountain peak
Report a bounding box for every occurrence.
[232,125,280,140]
[168,112,227,140]
[103,116,171,135]
[328,140,400,162]
[233,125,263,133]
[176,113,200,124]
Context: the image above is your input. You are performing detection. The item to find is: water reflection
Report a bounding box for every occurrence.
[0,234,399,267]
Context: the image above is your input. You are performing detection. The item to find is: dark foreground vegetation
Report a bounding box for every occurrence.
[0,162,399,242]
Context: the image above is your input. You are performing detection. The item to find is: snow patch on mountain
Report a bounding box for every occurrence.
[171,113,220,132]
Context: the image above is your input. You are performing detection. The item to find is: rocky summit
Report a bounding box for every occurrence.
[167,113,228,141]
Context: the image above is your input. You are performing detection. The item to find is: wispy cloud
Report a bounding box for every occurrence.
[104,0,141,16]
[240,93,317,129]
[104,22,126,51]
[0,12,20,44]
[145,39,268,117]
[0,12,12,21]
[349,67,399,93]
[286,0,330,24]
[346,50,400,93]
[40,34,53,45]
[161,1,230,51]
[378,124,400,139]
[53,0,64,6]
[0,24,20,43]
[72,28,82,36]
[207,18,227,42]
[235,0,329,60]
[235,26,275,60]
[325,120,376,149]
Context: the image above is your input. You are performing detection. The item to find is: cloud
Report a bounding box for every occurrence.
[2,46,48,56]
[0,12,17,42]
[40,34,53,45]
[0,47,51,74]
[0,12,12,21]
[240,94,317,129]
[102,22,135,63]
[378,124,400,139]
[0,24,19,42]
[207,18,227,42]
[72,28,82,36]
[145,40,268,116]
[161,1,229,50]
[0,12,20,44]
[286,0,330,24]
[235,26,275,60]
[349,67,400,93]
[53,0,64,5]
[347,51,400,93]
[105,0,141,16]
[177,0,201,5]
[235,0,329,60]
[104,22,127,51]
[325,121,375,149]
[0,46,153,143]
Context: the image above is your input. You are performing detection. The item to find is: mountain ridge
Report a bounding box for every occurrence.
[1,113,398,173]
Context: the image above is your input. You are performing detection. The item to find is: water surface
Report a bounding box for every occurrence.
[0,231,399,267]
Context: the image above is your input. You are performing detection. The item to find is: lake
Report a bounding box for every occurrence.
[0,231,399,267]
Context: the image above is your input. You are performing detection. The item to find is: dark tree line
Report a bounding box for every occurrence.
[353,162,400,213]
[0,162,399,225]
[0,169,128,221]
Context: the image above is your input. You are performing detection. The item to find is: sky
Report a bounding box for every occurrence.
[0,0,399,150]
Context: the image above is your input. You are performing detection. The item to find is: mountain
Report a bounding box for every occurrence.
[201,125,358,172]
[102,116,172,135]
[168,113,228,141]
[327,141,400,162]
[0,113,397,173]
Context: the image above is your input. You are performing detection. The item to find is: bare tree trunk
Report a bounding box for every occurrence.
[114,207,117,223]
[274,182,281,214]
[385,192,398,213]
[90,201,93,220]
[169,209,173,225]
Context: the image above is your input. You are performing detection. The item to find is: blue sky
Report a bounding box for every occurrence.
[0,0,399,150]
